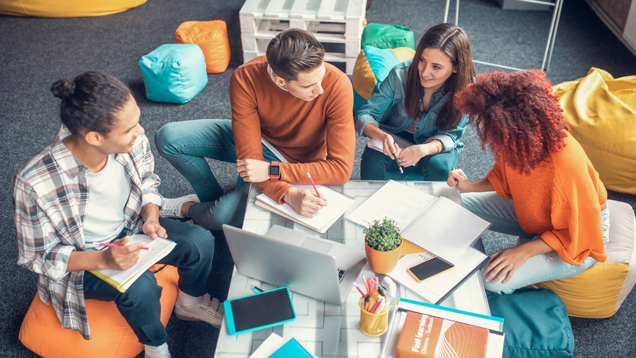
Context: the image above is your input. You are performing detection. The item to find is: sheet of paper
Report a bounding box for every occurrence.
[400,196,491,262]
[256,184,355,233]
[248,332,285,358]
[346,180,436,230]
[94,234,176,290]
[367,132,414,152]
[387,248,488,304]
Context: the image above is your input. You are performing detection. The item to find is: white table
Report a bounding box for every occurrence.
[214,181,490,358]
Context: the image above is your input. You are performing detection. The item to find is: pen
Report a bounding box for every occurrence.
[306,172,320,198]
[393,144,404,174]
[370,296,384,313]
[353,282,366,297]
[252,286,264,294]
[99,243,149,250]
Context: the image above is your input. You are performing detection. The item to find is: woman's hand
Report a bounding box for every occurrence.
[100,236,145,270]
[381,133,401,159]
[447,169,471,192]
[143,219,167,239]
[484,246,530,284]
[397,145,426,167]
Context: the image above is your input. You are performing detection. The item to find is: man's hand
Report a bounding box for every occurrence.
[447,169,471,192]
[143,219,167,239]
[397,145,426,167]
[100,236,145,270]
[382,134,401,160]
[237,159,270,182]
[282,187,328,218]
[484,246,530,284]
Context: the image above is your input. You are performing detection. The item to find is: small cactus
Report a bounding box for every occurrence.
[364,218,402,252]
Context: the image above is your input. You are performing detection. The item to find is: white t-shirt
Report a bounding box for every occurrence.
[83,154,132,249]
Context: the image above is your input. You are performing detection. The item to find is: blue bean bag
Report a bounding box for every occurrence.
[487,288,574,358]
[139,44,208,104]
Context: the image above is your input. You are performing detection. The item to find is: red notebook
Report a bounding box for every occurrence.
[397,311,489,358]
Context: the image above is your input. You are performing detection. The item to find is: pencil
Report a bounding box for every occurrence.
[99,243,149,250]
[306,172,320,197]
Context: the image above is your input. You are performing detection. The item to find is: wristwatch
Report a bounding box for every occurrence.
[269,161,281,181]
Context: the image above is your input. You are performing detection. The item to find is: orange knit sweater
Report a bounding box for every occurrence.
[486,131,607,265]
[230,56,355,203]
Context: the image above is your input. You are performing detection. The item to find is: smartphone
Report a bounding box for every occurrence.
[223,287,296,335]
[407,256,454,283]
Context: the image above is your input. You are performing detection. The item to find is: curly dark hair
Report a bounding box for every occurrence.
[454,69,569,174]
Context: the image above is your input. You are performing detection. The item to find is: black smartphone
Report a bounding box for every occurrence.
[223,287,296,335]
[407,256,454,282]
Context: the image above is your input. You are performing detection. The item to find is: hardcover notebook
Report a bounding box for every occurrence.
[255,184,355,233]
[88,234,176,293]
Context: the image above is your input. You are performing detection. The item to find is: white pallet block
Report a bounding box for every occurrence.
[240,0,366,75]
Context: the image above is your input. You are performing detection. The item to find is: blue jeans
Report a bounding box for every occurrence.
[461,191,610,294]
[83,218,215,346]
[359,132,459,181]
[155,119,279,230]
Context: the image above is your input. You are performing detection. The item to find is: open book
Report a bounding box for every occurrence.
[382,299,505,358]
[255,184,355,234]
[347,180,491,303]
[89,234,176,293]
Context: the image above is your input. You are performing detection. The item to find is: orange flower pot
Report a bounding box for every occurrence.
[365,237,402,274]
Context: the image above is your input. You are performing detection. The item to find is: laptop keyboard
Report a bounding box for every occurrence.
[338,268,346,283]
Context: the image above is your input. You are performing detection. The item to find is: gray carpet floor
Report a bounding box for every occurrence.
[1,0,635,356]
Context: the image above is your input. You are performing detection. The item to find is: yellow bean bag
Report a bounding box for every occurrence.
[553,67,636,195]
[529,200,636,318]
[0,0,146,18]
[19,265,179,358]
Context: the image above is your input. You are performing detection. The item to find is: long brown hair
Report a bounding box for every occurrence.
[404,23,474,130]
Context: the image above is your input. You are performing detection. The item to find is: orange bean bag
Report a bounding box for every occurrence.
[175,20,231,74]
[0,0,146,18]
[19,265,179,358]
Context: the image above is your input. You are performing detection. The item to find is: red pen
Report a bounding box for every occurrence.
[306,172,320,198]
[99,243,149,250]
[353,282,366,297]
[370,296,384,313]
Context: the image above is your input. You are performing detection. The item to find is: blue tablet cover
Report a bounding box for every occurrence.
[224,287,296,335]
[269,338,313,358]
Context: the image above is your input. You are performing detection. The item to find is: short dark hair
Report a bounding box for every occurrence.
[50,71,131,137]
[266,28,325,82]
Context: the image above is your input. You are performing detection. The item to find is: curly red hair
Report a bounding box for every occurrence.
[455,70,568,174]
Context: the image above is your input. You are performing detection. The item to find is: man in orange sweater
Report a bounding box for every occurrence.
[155,29,355,229]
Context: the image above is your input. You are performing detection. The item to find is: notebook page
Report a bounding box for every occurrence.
[346,180,436,230]
[256,184,354,232]
[94,234,176,289]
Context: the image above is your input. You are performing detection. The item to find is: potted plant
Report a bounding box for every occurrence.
[364,218,402,274]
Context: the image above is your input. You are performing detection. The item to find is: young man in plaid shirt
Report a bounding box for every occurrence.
[12,71,222,358]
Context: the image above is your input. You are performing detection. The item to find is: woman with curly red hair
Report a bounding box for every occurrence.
[448,70,609,294]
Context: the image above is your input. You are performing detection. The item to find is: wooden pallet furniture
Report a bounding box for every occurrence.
[239,0,367,75]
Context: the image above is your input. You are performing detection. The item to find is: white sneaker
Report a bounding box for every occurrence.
[174,294,224,329]
[159,194,200,218]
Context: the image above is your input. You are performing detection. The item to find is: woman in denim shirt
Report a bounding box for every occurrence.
[355,23,475,180]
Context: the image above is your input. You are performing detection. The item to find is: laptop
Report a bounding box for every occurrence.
[222,224,367,305]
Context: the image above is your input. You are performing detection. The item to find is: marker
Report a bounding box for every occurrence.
[353,282,366,297]
[252,286,264,294]
[393,144,404,174]
[370,296,384,313]
[362,274,370,294]
[99,243,149,250]
[307,172,320,198]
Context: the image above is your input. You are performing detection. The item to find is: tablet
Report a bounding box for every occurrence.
[224,287,296,335]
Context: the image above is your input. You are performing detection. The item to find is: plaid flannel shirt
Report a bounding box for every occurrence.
[12,130,163,339]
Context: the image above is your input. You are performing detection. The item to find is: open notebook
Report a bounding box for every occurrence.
[89,234,176,293]
[255,184,355,233]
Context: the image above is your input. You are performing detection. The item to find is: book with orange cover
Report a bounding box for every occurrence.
[397,311,488,358]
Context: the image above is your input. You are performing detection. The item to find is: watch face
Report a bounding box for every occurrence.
[270,165,280,176]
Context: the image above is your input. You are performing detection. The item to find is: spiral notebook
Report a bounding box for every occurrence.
[255,184,355,233]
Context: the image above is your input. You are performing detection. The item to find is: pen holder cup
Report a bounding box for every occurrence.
[358,297,390,337]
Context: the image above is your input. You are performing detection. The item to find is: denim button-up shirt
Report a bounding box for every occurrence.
[355,60,468,153]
